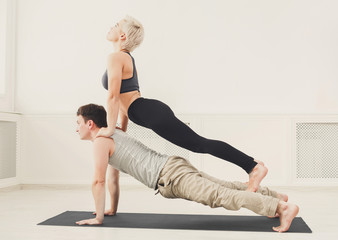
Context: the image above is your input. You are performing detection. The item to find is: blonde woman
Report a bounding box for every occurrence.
[97,15,267,192]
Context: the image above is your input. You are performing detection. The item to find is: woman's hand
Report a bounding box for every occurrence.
[95,127,115,138]
[76,217,103,225]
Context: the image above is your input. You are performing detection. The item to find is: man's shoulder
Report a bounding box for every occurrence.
[113,129,128,138]
[93,136,115,149]
[112,129,139,145]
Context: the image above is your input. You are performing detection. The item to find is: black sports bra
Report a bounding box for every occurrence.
[102,52,140,93]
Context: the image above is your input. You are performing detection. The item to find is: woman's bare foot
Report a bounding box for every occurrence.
[272,201,299,233]
[246,160,268,192]
[254,159,265,166]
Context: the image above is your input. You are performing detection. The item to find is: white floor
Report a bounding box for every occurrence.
[0,185,337,240]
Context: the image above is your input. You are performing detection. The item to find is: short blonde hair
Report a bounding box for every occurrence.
[121,15,144,52]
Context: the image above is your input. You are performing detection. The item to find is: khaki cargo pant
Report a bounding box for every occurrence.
[157,156,279,217]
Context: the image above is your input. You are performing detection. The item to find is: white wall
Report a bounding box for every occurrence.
[20,114,293,186]
[15,0,338,114]
[0,0,16,112]
[19,113,338,186]
[0,0,7,95]
[20,114,93,184]
[10,0,338,187]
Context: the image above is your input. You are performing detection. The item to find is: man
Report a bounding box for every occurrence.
[75,104,299,233]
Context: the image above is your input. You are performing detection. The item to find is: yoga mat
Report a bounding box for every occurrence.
[38,211,312,233]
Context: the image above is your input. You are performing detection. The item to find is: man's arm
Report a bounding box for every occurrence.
[107,165,120,214]
[76,137,112,225]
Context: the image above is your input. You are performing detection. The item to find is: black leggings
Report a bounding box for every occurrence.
[127,97,257,174]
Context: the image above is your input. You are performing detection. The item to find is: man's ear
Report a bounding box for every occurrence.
[88,120,95,129]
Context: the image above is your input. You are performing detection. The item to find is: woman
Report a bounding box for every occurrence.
[97,15,267,192]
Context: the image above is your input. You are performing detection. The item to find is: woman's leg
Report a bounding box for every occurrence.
[128,98,256,174]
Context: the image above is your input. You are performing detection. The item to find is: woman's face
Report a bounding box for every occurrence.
[106,20,124,42]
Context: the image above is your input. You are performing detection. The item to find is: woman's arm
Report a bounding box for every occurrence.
[119,110,129,132]
[96,53,123,138]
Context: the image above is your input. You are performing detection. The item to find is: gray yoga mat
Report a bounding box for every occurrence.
[38,211,312,233]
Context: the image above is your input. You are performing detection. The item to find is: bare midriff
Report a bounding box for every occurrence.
[119,90,141,117]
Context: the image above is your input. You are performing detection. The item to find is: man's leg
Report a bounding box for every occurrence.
[199,171,279,199]
[199,171,290,218]
[157,156,298,232]
[173,170,279,217]
[158,156,278,217]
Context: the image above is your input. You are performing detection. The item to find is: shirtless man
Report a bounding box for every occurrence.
[75,104,299,233]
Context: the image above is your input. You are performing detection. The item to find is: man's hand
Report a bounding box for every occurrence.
[93,209,116,216]
[76,217,103,225]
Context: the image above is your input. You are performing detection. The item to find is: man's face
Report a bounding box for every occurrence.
[76,115,91,140]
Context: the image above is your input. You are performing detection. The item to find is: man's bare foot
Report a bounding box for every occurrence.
[246,161,268,192]
[272,201,299,233]
[268,192,289,218]
[277,192,288,202]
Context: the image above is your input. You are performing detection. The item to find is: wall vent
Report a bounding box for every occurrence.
[0,121,17,179]
[296,123,338,179]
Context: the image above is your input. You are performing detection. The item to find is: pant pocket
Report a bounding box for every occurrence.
[158,178,176,199]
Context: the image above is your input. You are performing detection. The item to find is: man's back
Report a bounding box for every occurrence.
[109,129,169,189]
